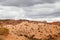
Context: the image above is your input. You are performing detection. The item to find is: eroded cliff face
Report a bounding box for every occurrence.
[0,20,60,40]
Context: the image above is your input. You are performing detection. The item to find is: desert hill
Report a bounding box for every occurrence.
[0,20,60,40]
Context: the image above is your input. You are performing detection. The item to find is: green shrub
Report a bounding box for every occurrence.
[0,28,9,36]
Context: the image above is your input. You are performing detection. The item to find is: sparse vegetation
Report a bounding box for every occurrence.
[0,20,60,40]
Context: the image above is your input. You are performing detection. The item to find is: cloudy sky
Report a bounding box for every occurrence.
[0,0,60,22]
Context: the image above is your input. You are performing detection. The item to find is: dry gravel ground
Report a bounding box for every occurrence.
[0,20,60,40]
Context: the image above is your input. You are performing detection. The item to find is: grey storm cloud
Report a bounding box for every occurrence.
[0,0,60,22]
[0,0,59,7]
[24,13,60,18]
[0,2,60,19]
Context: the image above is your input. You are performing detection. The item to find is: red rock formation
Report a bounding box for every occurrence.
[48,22,60,26]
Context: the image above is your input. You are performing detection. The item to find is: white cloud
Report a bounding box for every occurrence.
[0,6,26,19]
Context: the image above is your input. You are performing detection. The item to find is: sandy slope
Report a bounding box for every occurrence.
[0,20,60,40]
